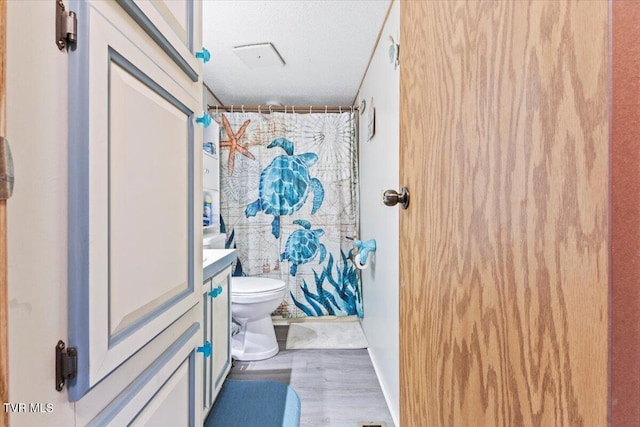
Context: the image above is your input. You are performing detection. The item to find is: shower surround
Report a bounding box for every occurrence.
[216,111,361,318]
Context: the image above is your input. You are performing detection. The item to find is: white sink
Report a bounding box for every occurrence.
[203,248,236,269]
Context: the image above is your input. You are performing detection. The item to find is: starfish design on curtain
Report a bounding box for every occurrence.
[220,114,255,175]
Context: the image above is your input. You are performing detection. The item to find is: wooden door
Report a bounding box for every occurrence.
[399,2,609,425]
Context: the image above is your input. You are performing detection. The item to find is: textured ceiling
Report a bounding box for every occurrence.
[202,0,391,107]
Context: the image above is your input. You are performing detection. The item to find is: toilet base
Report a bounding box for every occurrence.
[231,315,280,361]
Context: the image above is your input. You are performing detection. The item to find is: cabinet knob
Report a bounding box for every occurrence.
[197,341,212,358]
[208,286,223,298]
[195,48,211,63]
[196,112,212,128]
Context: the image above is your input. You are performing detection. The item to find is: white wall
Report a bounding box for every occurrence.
[6,1,75,425]
[203,85,221,109]
[356,1,399,425]
[202,86,223,241]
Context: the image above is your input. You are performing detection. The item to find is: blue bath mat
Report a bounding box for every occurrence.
[204,380,301,427]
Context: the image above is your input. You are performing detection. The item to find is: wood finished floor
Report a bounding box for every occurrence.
[228,326,395,427]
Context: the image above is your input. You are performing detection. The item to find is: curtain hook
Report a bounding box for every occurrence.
[350,106,354,113]
[215,105,219,114]
[325,106,328,114]
[284,105,287,114]
[339,106,342,114]
[231,105,234,113]
[292,105,296,114]
[241,105,245,113]
[258,105,261,114]
[269,105,272,114]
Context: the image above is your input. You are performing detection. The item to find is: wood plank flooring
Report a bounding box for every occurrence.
[228,326,395,427]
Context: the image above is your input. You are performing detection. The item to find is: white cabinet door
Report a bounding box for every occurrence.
[115,0,201,82]
[68,0,203,401]
[84,320,201,426]
[129,357,193,427]
[202,266,232,418]
[201,278,213,417]
[211,268,232,401]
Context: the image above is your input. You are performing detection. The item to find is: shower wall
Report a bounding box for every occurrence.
[356,2,399,425]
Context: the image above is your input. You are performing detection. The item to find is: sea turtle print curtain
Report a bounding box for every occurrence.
[215,111,361,318]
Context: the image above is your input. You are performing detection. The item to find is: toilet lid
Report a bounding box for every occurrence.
[232,277,286,294]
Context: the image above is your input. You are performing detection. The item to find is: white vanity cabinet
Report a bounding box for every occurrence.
[201,252,235,418]
[210,267,232,400]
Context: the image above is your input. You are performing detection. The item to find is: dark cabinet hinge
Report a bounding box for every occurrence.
[0,136,14,201]
[55,340,77,391]
[56,0,77,50]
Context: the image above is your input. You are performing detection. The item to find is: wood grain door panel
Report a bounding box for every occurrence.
[399,1,609,425]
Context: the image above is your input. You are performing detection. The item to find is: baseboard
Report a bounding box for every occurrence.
[367,348,399,427]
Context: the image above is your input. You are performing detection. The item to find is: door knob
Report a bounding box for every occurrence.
[383,187,410,209]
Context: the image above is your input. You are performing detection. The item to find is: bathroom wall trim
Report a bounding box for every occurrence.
[351,0,395,106]
[203,82,225,107]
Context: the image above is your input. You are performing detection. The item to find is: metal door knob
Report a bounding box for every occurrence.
[383,187,410,209]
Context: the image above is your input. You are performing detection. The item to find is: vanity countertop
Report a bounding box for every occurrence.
[203,249,236,280]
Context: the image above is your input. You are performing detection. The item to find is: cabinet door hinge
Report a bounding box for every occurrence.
[0,136,14,200]
[56,0,77,50]
[55,340,77,391]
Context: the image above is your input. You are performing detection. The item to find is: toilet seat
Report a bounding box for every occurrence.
[231,277,286,304]
[232,277,286,295]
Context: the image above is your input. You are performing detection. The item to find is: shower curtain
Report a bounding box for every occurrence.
[215,111,361,318]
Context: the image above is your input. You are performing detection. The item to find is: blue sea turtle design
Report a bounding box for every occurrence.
[245,138,325,238]
[281,220,327,276]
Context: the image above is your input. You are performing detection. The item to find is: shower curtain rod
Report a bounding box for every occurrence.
[207,104,358,114]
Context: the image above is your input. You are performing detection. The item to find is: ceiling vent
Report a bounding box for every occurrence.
[232,43,286,69]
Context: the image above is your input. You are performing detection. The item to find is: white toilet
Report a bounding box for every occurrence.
[231,277,286,361]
